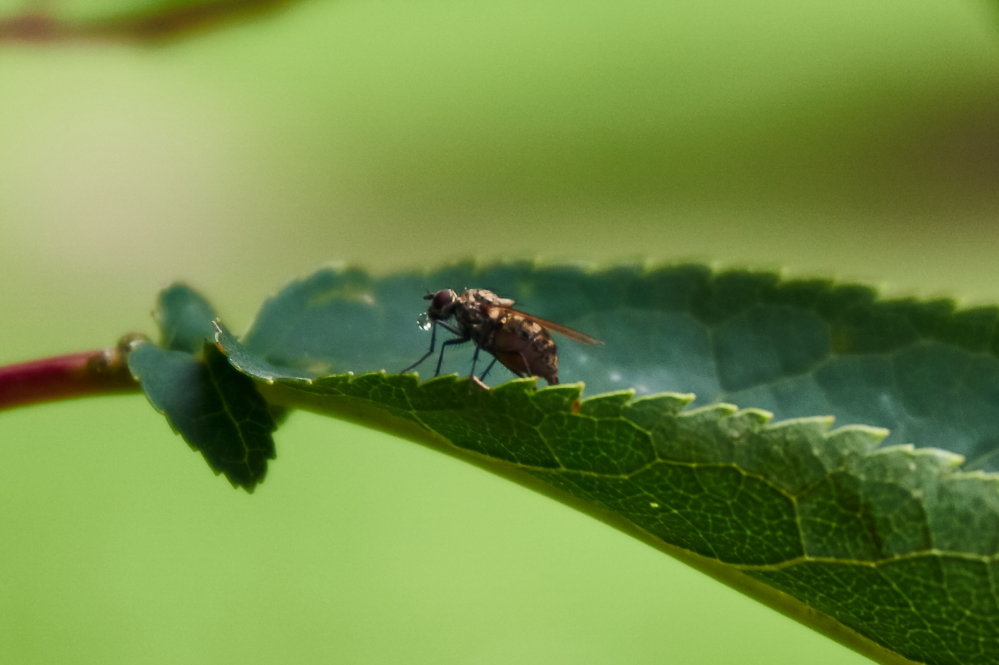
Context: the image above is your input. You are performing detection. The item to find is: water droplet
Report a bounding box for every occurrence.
[417,312,431,331]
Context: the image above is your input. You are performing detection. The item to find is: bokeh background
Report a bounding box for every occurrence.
[2,1,997,663]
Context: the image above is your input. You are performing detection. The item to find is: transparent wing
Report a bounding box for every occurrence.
[487,306,603,345]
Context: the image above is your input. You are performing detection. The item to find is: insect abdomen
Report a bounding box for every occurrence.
[488,315,559,385]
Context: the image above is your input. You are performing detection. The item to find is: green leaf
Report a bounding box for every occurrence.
[203,263,999,665]
[129,342,276,489]
[104,260,999,664]
[155,283,219,353]
[129,283,276,489]
[239,263,999,472]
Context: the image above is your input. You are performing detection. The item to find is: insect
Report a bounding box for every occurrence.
[401,288,602,385]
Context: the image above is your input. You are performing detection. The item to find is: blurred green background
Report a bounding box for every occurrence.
[1,1,997,663]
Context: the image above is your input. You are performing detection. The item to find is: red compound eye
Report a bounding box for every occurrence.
[430,289,454,312]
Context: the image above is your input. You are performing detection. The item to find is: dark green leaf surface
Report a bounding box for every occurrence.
[129,284,276,489]
[155,283,220,353]
[242,263,999,471]
[219,326,999,665]
[211,263,999,665]
[129,342,275,489]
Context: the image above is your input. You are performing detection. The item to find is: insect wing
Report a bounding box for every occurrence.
[485,306,603,345]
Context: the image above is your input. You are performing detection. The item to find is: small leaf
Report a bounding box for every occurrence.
[156,283,219,353]
[129,341,275,490]
[130,283,276,489]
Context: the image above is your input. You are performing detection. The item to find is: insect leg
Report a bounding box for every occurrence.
[478,356,499,382]
[400,321,440,374]
[436,337,470,376]
[468,344,483,379]
[401,319,471,377]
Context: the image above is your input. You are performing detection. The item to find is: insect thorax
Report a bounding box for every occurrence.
[452,290,506,337]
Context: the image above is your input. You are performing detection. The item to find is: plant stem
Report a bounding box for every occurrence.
[0,0,298,44]
[0,335,145,410]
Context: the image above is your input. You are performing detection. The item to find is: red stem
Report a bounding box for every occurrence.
[0,344,141,411]
[0,1,298,43]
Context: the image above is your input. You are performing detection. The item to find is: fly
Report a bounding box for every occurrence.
[401,288,602,385]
